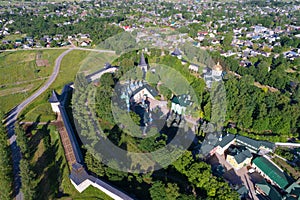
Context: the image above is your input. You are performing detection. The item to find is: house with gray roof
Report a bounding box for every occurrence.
[236,135,275,153]
[171,48,182,59]
[226,145,252,170]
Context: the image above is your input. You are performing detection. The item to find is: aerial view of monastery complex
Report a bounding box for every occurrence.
[0,0,299,200]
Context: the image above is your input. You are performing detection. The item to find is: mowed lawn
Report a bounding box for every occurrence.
[0,50,64,113]
[28,124,112,200]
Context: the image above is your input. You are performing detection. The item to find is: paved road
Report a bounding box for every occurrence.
[4,48,74,200]
[275,142,300,147]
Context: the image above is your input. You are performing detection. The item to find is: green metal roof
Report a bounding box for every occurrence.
[255,181,282,200]
[285,180,300,200]
[170,94,192,107]
[253,157,292,189]
[237,185,248,196]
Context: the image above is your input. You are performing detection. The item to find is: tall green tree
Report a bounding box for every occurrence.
[19,159,36,200]
[149,181,167,200]
[0,123,13,200]
[15,125,30,159]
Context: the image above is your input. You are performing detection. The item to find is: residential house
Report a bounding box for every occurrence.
[15,39,23,46]
[80,41,90,47]
[171,48,182,59]
[188,63,199,73]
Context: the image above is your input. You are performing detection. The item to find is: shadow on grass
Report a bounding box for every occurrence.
[26,117,70,200]
[28,120,50,161]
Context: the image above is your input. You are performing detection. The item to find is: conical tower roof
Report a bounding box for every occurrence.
[139,52,147,67]
[49,90,60,103]
[172,48,182,56]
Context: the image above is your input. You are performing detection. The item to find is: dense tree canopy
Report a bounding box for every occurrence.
[0,123,13,200]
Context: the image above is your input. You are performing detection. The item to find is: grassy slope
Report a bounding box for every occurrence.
[0,50,64,113]
[20,50,89,121]
[0,49,115,118]
[22,50,116,122]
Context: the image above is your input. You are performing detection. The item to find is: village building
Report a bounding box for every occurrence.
[188,63,199,73]
[225,145,252,170]
[203,62,223,88]
[252,156,292,190]
[171,48,182,59]
[170,94,192,115]
[255,180,282,200]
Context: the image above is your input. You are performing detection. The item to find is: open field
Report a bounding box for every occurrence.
[20,50,87,121]
[0,50,64,86]
[0,50,64,113]
[0,48,115,119]
[28,124,112,200]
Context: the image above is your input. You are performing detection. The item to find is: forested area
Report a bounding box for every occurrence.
[0,121,13,200]
[206,52,300,141]
[15,125,36,200]
[223,54,299,92]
